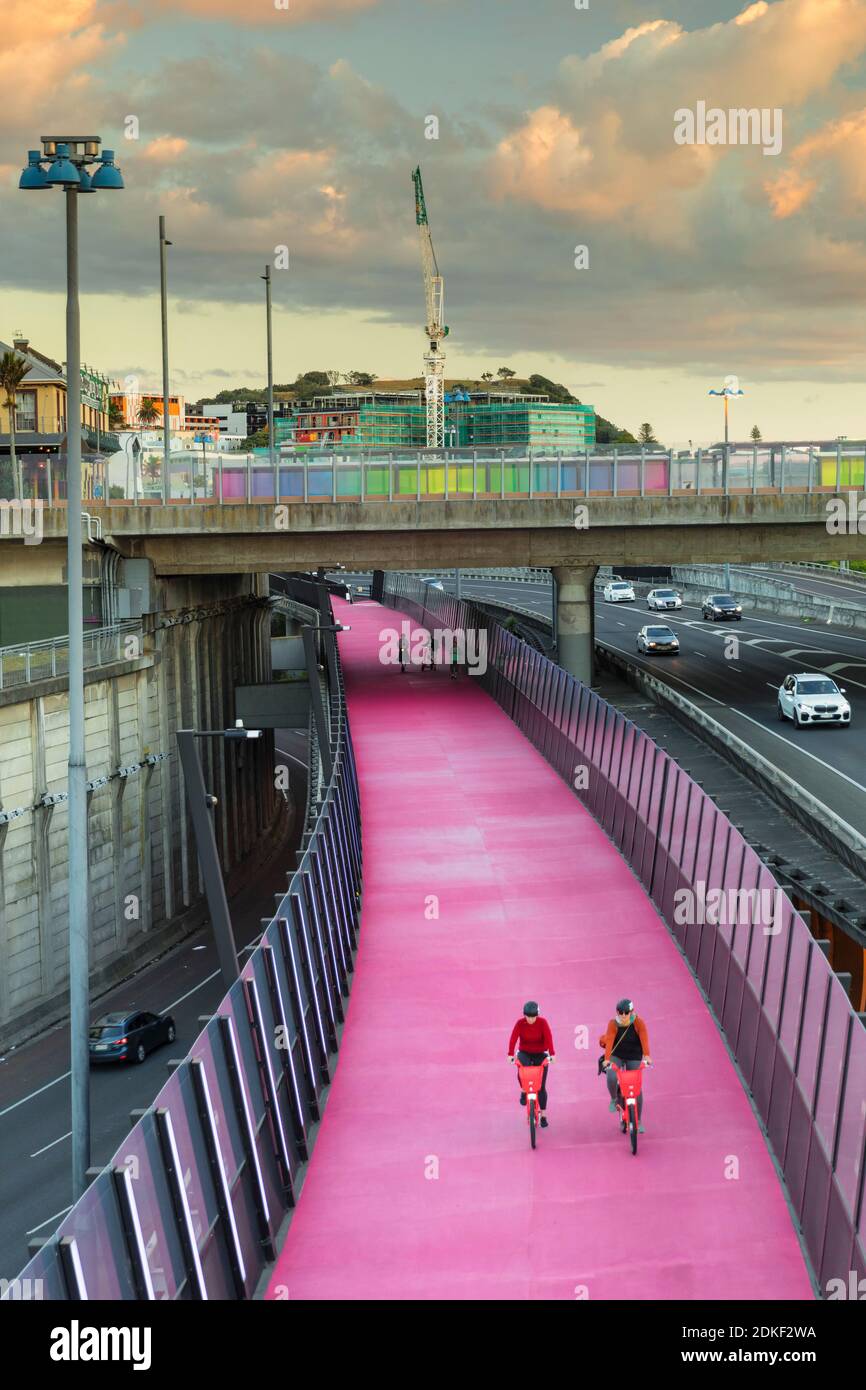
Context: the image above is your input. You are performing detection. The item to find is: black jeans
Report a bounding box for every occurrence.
[606,1057,644,1120]
[516,1052,549,1109]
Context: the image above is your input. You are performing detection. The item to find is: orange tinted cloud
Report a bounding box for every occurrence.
[489,0,866,226]
[767,108,866,216]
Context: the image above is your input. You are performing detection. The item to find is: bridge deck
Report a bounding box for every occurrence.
[265,598,812,1300]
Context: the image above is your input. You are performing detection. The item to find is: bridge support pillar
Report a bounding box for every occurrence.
[552,565,597,686]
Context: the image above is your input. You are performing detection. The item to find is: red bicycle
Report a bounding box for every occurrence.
[515,1056,548,1149]
[609,1061,651,1155]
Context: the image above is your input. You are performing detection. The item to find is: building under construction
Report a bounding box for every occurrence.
[277,390,595,452]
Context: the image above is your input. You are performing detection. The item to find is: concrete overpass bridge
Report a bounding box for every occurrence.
[10,447,866,683]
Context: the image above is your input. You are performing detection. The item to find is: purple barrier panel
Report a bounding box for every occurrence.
[3,1241,68,1301]
[110,1106,191,1298]
[636,744,666,887]
[832,1020,866,1226]
[707,909,737,1022]
[797,941,833,1113]
[683,797,718,971]
[680,778,704,882]
[814,979,854,1158]
[768,1042,798,1184]
[785,948,833,1219]
[659,768,694,925]
[801,1128,835,1284]
[820,1179,857,1293]
[169,1064,238,1299]
[575,684,595,753]
[611,722,635,849]
[625,732,652,865]
[191,1023,263,1295]
[50,1168,138,1299]
[650,759,680,909]
[220,988,288,1231]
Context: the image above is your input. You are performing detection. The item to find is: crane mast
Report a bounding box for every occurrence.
[412,166,448,448]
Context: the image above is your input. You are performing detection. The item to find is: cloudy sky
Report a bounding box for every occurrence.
[3,0,866,443]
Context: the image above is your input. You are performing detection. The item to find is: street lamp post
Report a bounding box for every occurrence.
[262,265,275,477]
[708,378,744,595]
[159,216,172,503]
[19,137,124,1200]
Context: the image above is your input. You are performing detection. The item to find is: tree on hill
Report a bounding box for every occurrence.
[497,366,516,381]
[480,371,494,383]
[593,413,637,446]
[522,374,577,404]
[638,422,657,445]
[346,371,377,386]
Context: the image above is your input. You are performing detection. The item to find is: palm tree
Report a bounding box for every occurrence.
[137,397,160,428]
[0,350,30,498]
[108,402,125,430]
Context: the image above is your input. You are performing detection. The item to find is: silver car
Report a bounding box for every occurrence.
[637,624,680,655]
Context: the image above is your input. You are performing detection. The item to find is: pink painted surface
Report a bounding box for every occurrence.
[265,599,813,1301]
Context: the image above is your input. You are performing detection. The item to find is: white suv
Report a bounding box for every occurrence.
[777,673,851,729]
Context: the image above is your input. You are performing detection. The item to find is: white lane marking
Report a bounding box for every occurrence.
[26,1204,73,1235]
[30,1130,72,1158]
[601,640,866,797]
[0,1070,71,1119]
[276,747,307,769]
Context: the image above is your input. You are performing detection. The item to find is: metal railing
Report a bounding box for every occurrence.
[383,574,865,1295]
[4,599,361,1300]
[0,622,144,691]
[30,444,866,506]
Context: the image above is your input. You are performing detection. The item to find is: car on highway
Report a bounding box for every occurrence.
[421,577,445,591]
[603,580,636,603]
[89,1010,176,1065]
[637,624,680,655]
[777,674,851,729]
[701,593,742,621]
[646,587,682,612]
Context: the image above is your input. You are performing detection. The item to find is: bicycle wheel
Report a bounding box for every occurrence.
[629,1107,638,1155]
[529,1098,536,1149]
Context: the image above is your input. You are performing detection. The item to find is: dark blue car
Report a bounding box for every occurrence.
[89,1010,176,1065]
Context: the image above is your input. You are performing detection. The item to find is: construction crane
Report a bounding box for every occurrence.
[412,166,449,448]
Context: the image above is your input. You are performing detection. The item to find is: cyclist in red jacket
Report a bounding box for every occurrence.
[507,1001,555,1128]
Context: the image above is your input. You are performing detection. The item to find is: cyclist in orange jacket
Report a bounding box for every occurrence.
[508,1001,555,1128]
[600,998,651,1131]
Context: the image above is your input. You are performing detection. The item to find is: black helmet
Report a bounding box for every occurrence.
[616,998,634,1016]
[523,1000,539,1017]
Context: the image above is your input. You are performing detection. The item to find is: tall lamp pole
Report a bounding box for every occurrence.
[19,137,124,1199]
[708,378,744,594]
[159,216,172,503]
[262,264,275,473]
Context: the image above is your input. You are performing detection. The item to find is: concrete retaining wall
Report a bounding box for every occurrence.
[0,576,287,1050]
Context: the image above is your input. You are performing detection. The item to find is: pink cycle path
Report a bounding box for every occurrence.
[265,599,813,1301]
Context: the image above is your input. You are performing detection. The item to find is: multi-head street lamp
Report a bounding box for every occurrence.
[19,132,124,1204]
[19,137,124,192]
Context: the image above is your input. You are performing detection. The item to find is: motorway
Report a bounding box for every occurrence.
[396,571,866,840]
[0,730,306,1280]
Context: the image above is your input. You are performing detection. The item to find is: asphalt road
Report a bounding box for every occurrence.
[386,571,866,834]
[0,729,306,1280]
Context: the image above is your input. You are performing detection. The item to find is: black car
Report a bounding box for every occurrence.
[89,1010,176,1064]
[702,593,742,621]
